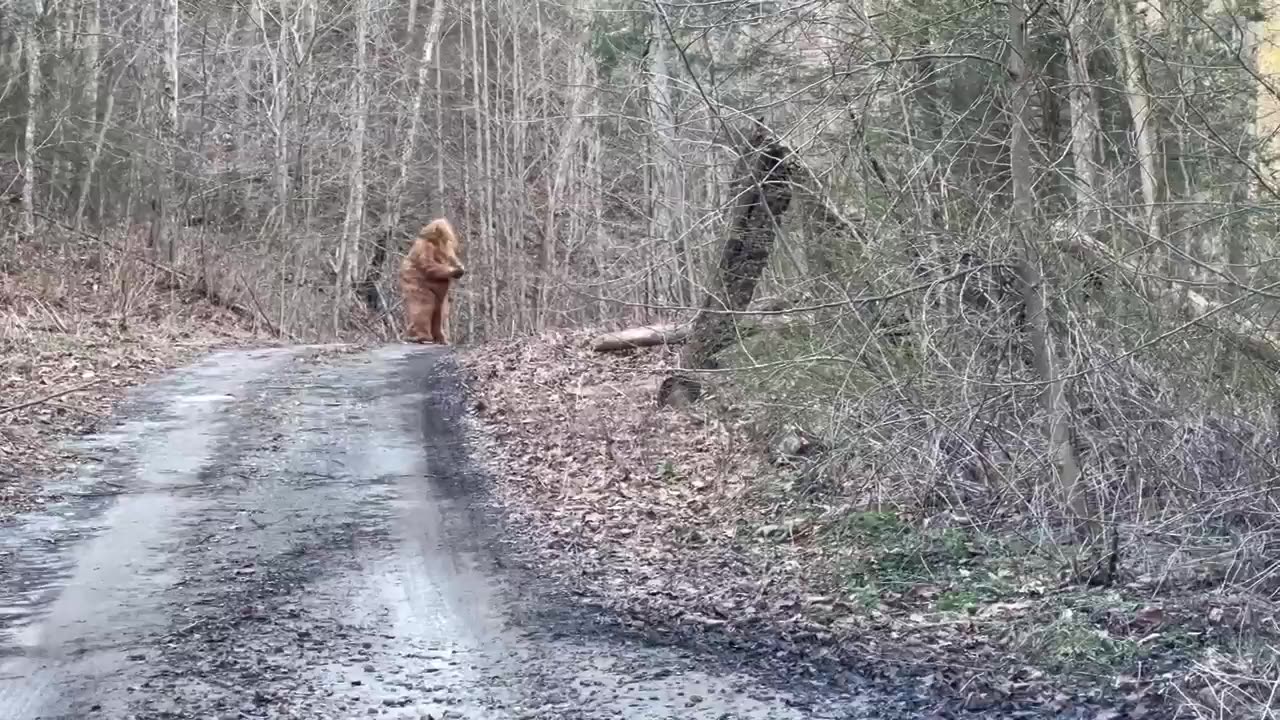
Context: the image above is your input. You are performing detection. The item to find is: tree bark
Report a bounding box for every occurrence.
[1063,0,1104,243]
[1008,0,1092,542]
[647,7,691,309]
[474,0,495,339]
[1110,0,1164,259]
[363,0,446,316]
[334,0,370,332]
[595,324,694,352]
[163,0,181,264]
[269,0,291,232]
[593,315,799,353]
[468,0,491,334]
[21,0,41,240]
[72,0,101,230]
[539,24,591,328]
[658,129,793,405]
[74,65,123,231]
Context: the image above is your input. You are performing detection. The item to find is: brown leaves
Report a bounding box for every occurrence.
[0,258,262,519]
[460,330,777,623]
[459,330,1270,716]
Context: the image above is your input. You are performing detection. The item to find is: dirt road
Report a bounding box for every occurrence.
[0,345,886,719]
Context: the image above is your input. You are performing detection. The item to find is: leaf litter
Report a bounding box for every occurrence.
[0,256,267,520]
[456,329,1237,718]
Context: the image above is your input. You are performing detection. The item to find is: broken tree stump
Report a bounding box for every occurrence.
[658,128,794,406]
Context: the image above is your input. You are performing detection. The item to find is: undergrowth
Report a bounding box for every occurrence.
[0,230,269,517]
[712,288,1280,718]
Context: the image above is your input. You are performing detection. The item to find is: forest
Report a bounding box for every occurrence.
[4,0,1280,715]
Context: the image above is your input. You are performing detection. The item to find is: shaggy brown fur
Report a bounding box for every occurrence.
[399,218,465,344]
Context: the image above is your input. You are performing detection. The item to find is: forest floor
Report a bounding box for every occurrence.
[0,240,266,520]
[459,330,1278,719]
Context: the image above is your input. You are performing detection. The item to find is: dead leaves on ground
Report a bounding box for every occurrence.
[461,332,772,614]
[458,330,1261,717]
[1,265,262,518]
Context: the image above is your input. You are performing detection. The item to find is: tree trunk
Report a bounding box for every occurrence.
[475,0,495,339]
[588,71,607,323]
[74,65,122,231]
[647,8,689,309]
[593,314,799,353]
[658,130,793,405]
[469,0,499,334]
[1254,6,1280,188]
[540,22,591,328]
[1063,0,1103,243]
[236,0,258,219]
[21,0,41,240]
[334,0,370,333]
[1008,0,1092,542]
[434,30,445,217]
[1110,0,1164,262]
[164,0,180,265]
[72,0,101,230]
[364,0,446,317]
[270,0,291,232]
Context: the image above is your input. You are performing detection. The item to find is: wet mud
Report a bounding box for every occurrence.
[0,344,900,719]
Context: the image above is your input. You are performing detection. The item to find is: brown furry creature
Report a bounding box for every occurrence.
[399,218,466,344]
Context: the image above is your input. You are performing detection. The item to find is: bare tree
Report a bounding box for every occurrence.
[20,0,41,240]
[1110,0,1164,259]
[659,129,792,405]
[334,0,371,332]
[364,0,446,317]
[1008,0,1090,541]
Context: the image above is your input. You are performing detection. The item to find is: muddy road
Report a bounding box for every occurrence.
[0,345,892,719]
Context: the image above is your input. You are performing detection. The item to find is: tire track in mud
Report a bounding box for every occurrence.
[0,343,887,719]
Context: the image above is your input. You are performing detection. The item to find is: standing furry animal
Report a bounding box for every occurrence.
[399,218,466,344]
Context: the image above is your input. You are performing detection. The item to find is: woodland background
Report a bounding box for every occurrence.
[6,0,1280,713]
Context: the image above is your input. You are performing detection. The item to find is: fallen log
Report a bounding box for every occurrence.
[592,315,800,353]
[592,324,690,352]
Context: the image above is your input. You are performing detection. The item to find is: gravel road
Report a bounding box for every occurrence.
[0,344,889,719]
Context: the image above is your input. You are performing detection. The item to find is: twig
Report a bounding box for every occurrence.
[167,617,211,638]
[34,211,192,281]
[33,297,69,334]
[47,399,104,417]
[33,211,263,325]
[0,379,104,416]
[232,267,294,340]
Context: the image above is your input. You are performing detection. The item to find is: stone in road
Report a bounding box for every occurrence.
[0,344,879,719]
